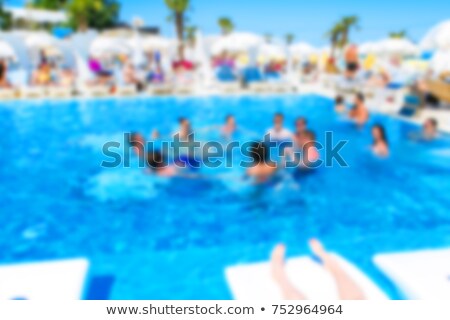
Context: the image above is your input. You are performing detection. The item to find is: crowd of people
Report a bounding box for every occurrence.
[127,90,439,187]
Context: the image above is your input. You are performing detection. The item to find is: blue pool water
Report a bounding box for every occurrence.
[1,95,450,299]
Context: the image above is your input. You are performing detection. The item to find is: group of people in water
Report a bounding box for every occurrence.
[128,111,322,184]
[335,92,439,158]
[127,92,440,186]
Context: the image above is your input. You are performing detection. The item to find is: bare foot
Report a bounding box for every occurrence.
[271,244,287,283]
[270,244,307,300]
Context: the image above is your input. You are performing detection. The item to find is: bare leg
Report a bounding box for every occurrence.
[309,239,366,300]
[271,244,307,300]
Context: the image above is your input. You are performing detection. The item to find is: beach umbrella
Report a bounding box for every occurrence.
[0,40,17,60]
[429,51,450,73]
[420,20,450,52]
[258,43,286,60]
[289,42,316,58]
[373,38,419,56]
[140,36,172,52]
[25,33,58,49]
[211,32,263,55]
[90,37,129,56]
[359,42,378,55]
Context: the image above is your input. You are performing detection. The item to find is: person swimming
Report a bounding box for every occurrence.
[146,150,177,177]
[422,118,439,141]
[266,113,293,143]
[371,124,389,157]
[297,130,320,169]
[221,114,237,139]
[246,142,277,184]
[128,132,146,158]
[335,95,346,113]
[293,117,308,147]
[348,93,369,127]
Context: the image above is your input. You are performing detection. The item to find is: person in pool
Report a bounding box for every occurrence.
[293,117,308,146]
[271,239,366,300]
[146,151,177,177]
[348,93,369,127]
[298,130,320,168]
[221,114,237,139]
[421,118,439,141]
[246,142,277,184]
[335,95,346,113]
[371,124,389,158]
[128,132,146,158]
[266,113,293,143]
[174,117,193,141]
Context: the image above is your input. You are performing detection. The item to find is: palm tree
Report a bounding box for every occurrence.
[185,25,197,46]
[218,17,234,35]
[339,15,359,48]
[326,22,344,57]
[285,33,295,45]
[67,0,103,32]
[389,30,407,39]
[164,0,190,59]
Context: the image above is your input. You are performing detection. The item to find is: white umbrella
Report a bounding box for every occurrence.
[289,42,316,58]
[90,37,129,56]
[211,32,263,55]
[374,38,419,56]
[25,33,57,49]
[420,20,450,52]
[429,51,450,73]
[0,41,17,60]
[359,42,378,55]
[141,36,171,52]
[258,43,286,60]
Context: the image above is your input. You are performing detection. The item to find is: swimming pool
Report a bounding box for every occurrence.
[1,95,450,299]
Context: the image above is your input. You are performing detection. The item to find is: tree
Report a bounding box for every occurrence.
[218,17,233,35]
[0,0,11,30]
[66,0,120,32]
[264,33,272,44]
[285,33,295,45]
[164,0,190,59]
[326,22,344,57]
[31,0,68,10]
[185,25,196,46]
[389,30,407,39]
[339,15,359,47]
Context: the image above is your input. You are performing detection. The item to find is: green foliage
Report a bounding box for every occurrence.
[185,25,197,42]
[326,15,359,50]
[0,0,12,30]
[285,33,295,45]
[164,0,189,13]
[389,30,407,39]
[31,0,68,10]
[218,17,234,34]
[66,0,120,31]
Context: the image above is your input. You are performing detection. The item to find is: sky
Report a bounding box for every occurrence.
[7,0,450,45]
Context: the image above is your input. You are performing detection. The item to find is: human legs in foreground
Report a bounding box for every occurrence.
[271,239,366,300]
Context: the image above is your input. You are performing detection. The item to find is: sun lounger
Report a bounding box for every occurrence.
[425,80,450,104]
[47,86,74,98]
[147,83,173,95]
[374,249,450,300]
[217,81,241,94]
[0,259,89,300]
[0,87,17,99]
[226,254,387,300]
